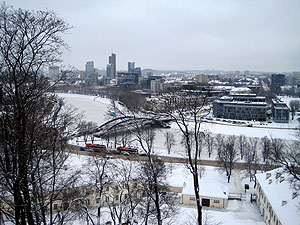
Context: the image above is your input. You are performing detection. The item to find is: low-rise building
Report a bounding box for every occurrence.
[272,99,290,123]
[180,180,228,208]
[256,168,300,225]
[213,94,267,121]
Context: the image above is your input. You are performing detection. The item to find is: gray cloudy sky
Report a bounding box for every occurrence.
[7,0,300,72]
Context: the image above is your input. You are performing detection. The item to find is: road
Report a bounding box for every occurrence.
[66,144,275,171]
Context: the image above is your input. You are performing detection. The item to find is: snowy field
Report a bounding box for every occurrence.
[57,93,300,225]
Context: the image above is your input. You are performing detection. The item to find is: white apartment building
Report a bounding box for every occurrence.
[256,168,299,225]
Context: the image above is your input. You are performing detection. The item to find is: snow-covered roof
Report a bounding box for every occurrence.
[182,180,228,199]
[230,87,251,93]
[256,168,300,225]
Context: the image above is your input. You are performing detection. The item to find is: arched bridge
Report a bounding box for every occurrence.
[94,116,172,137]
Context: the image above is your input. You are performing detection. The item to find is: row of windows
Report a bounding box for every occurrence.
[189,197,220,204]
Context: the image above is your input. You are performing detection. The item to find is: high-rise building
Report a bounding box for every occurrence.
[150,79,163,93]
[128,62,135,73]
[271,74,285,86]
[108,53,116,79]
[134,67,142,77]
[106,64,112,77]
[49,66,59,80]
[85,61,94,76]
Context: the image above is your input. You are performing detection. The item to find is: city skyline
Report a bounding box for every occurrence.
[7,0,300,72]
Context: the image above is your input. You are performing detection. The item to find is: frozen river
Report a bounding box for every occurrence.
[59,93,297,159]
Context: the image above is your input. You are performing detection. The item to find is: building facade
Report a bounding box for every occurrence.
[107,53,116,79]
[128,62,135,73]
[213,94,268,121]
[85,61,94,76]
[271,74,285,86]
[272,99,290,123]
[256,169,300,225]
[197,74,208,84]
[49,66,59,80]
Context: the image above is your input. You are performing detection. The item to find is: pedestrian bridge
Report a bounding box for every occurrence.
[93,116,172,137]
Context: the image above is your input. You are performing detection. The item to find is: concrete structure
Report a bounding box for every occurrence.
[150,79,163,93]
[85,61,94,76]
[117,72,139,90]
[213,94,267,121]
[107,53,116,79]
[197,74,208,84]
[256,168,300,225]
[180,181,228,208]
[49,66,59,80]
[128,62,135,73]
[271,99,290,123]
[271,74,285,86]
[134,67,142,77]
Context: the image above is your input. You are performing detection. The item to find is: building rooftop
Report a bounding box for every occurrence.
[256,168,300,225]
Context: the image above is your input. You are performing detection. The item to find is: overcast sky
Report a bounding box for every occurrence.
[6,0,300,72]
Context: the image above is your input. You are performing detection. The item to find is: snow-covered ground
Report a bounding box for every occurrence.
[57,93,300,225]
[66,153,265,225]
[59,93,298,140]
[62,93,298,162]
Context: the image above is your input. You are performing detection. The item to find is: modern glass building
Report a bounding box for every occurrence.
[213,94,268,121]
[272,99,290,123]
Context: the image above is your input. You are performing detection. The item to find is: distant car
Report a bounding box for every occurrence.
[80,147,85,151]
[139,153,147,157]
[122,152,130,156]
[247,124,253,127]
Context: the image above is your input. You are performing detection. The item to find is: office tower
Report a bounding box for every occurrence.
[150,79,163,93]
[134,67,142,76]
[108,53,116,79]
[271,74,285,86]
[147,72,154,77]
[49,66,59,80]
[85,61,94,76]
[106,64,112,77]
[235,71,240,78]
[128,62,135,73]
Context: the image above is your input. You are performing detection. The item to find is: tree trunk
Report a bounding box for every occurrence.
[193,173,202,225]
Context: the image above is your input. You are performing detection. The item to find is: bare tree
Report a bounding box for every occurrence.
[204,130,214,158]
[156,87,210,225]
[217,135,238,183]
[244,138,260,187]
[78,120,98,144]
[0,4,82,225]
[260,136,275,171]
[137,156,178,225]
[238,134,247,160]
[164,132,175,154]
[83,156,111,225]
[289,100,300,120]
[270,135,300,194]
[215,134,224,159]
[113,100,178,225]
[78,120,90,144]
[104,160,142,225]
